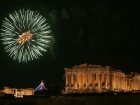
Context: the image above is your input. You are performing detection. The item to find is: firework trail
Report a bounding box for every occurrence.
[1,9,52,62]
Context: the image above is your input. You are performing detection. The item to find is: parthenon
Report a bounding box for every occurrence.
[64,63,140,94]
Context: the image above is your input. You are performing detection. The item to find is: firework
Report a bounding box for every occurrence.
[1,9,52,62]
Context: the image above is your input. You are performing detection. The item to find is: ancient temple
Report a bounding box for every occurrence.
[64,63,140,93]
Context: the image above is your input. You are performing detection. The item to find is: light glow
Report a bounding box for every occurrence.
[1,9,52,63]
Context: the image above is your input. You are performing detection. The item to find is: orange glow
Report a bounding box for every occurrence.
[17,32,33,44]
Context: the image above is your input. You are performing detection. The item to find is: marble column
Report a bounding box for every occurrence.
[82,73,86,89]
[68,74,71,86]
[65,74,69,93]
[86,74,89,88]
[79,74,81,89]
[106,73,109,89]
[74,74,77,89]
[124,78,126,91]
[112,74,115,90]
[98,73,101,89]
[95,73,98,88]
[71,74,74,89]
[120,75,122,90]
[85,74,88,89]
[77,74,80,89]
[100,73,103,88]
[92,73,95,87]
[117,75,120,90]
[90,73,92,87]
[138,77,140,90]
[101,73,105,88]
[80,74,83,89]
[66,74,68,86]
[136,78,138,90]
[115,74,117,90]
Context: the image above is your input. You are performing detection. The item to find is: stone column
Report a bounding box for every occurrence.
[68,74,71,86]
[120,75,122,90]
[138,78,139,90]
[128,79,130,91]
[95,73,98,88]
[134,78,136,90]
[87,73,90,89]
[117,74,119,90]
[83,74,86,89]
[85,74,87,89]
[117,75,120,90]
[65,74,68,93]
[128,78,130,91]
[112,74,115,90]
[90,73,93,86]
[77,74,80,89]
[121,75,123,90]
[90,73,92,86]
[105,73,109,89]
[126,78,128,91]
[98,73,101,89]
[124,78,126,91]
[115,74,117,90]
[71,74,73,89]
[74,74,77,89]
[120,75,121,90]
[120,75,123,90]
[66,74,68,86]
[133,78,135,90]
[84,74,87,89]
[81,74,83,89]
[92,73,94,87]
[125,77,127,91]
[123,75,125,90]
[136,78,138,90]
[138,77,140,90]
[101,73,105,88]
[104,73,106,85]
[79,74,81,89]
[87,73,92,90]
[100,73,102,88]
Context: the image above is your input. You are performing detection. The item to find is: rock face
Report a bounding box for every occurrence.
[0,94,140,105]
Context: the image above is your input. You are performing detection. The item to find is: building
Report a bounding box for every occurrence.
[64,63,140,94]
[1,87,34,98]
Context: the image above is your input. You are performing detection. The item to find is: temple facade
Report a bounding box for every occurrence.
[64,63,140,94]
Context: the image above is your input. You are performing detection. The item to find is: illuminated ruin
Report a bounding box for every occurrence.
[2,87,34,98]
[64,63,140,94]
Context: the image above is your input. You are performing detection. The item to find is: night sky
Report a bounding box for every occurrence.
[0,0,139,89]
